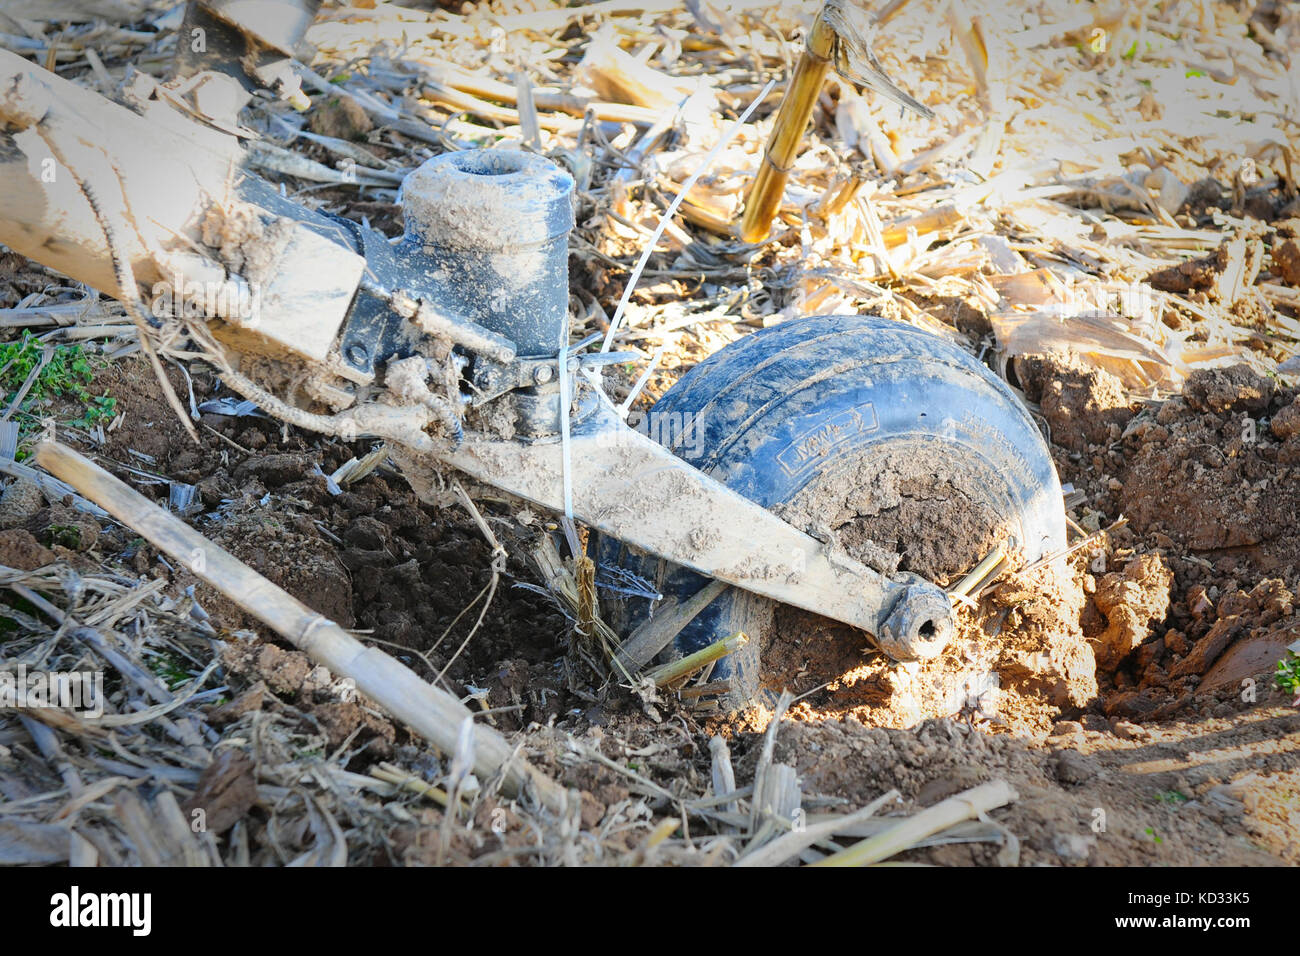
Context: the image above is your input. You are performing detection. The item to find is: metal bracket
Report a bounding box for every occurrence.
[468,347,639,406]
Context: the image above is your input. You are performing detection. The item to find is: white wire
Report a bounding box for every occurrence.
[562,81,774,556]
[558,340,581,555]
[618,339,668,417]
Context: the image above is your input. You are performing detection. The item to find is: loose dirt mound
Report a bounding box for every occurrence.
[98,358,564,694]
[1122,369,1295,568]
[1097,365,1300,721]
[1019,352,1135,453]
[741,358,1300,751]
[759,556,1096,736]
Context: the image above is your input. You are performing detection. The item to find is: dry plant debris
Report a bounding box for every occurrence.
[2,0,1300,866]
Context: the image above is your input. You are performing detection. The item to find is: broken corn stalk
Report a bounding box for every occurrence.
[645,631,749,688]
[809,780,1018,866]
[948,544,1007,600]
[740,12,836,243]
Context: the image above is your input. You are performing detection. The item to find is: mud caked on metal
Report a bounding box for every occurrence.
[399,150,575,359]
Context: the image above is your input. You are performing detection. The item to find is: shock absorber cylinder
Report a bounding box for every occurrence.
[398,149,575,359]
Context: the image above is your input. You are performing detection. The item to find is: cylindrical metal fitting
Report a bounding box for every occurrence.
[876,584,955,662]
[399,149,574,358]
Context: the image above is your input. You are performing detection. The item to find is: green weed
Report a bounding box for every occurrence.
[1275,650,1300,699]
[0,333,116,456]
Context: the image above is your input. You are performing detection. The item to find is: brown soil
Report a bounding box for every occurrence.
[755,554,1094,736]
[1273,237,1300,286]
[748,706,1300,865]
[1018,352,1135,453]
[63,356,565,755]
[1147,240,1239,295]
[308,95,373,142]
[0,528,55,571]
[219,641,399,762]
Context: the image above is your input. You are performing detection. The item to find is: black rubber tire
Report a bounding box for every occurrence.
[595,314,1065,708]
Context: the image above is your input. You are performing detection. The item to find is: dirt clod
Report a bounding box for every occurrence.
[1272,237,1300,285]
[26,505,100,553]
[1271,397,1300,441]
[0,476,45,529]
[0,529,55,570]
[1088,554,1173,669]
[309,95,374,141]
[1018,353,1133,452]
[182,750,257,835]
[1182,363,1275,415]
